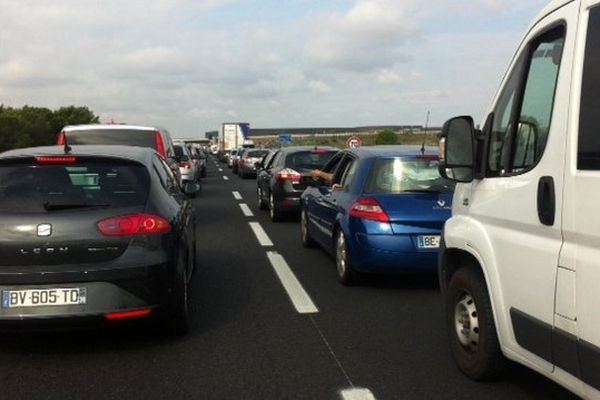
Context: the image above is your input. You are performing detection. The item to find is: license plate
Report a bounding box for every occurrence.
[417,235,440,249]
[2,288,87,308]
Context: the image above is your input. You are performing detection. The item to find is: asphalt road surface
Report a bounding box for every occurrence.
[0,157,577,400]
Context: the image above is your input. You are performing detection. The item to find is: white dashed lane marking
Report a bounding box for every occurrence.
[266,251,319,314]
[232,191,242,200]
[239,203,254,217]
[248,222,273,246]
[223,176,229,181]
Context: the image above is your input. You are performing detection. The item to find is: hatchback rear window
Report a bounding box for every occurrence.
[0,162,150,212]
[65,129,156,149]
[174,145,187,157]
[285,150,337,170]
[364,158,455,194]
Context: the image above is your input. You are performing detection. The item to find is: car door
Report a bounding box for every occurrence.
[310,153,352,249]
[260,150,281,202]
[562,2,600,395]
[462,5,574,373]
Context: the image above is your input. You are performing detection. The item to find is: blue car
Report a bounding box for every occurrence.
[300,146,455,285]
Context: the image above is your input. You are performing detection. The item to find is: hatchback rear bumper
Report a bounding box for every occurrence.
[0,261,176,326]
[350,232,439,273]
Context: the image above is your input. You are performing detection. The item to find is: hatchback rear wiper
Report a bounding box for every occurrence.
[43,202,111,211]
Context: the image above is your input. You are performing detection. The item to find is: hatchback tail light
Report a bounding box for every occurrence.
[180,161,192,169]
[276,168,301,182]
[57,131,66,145]
[105,308,153,321]
[349,197,390,222]
[97,213,171,236]
[155,131,166,159]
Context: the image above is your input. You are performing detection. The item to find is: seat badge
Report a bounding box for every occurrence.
[37,224,52,237]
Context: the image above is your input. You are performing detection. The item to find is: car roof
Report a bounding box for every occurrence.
[347,145,439,159]
[62,124,161,132]
[0,145,157,165]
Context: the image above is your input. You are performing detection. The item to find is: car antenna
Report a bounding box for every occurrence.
[421,110,430,155]
[64,135,72,154]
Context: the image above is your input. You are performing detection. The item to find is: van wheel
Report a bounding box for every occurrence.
[301,209,316,248]
[446,266,507,380]
[335,229,358,286]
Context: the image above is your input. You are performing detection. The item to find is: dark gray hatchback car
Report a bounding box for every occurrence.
[0,145,198,334]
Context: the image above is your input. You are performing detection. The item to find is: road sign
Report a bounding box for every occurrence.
[278,134,293,144]
[346,136,362,148]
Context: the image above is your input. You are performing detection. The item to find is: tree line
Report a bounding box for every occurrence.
[0,105,99,152]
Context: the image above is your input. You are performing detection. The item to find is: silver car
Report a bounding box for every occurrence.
[173,143,198,186]
[238,149,270,178]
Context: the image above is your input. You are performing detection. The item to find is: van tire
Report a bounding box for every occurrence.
[446,266,507,380]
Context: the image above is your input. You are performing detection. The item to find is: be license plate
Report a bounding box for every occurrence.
[417,235,440,249]
[2,288,87,308]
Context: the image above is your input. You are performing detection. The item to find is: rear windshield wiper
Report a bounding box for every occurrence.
[43,202,111,211]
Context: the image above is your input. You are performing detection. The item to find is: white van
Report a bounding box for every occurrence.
[438,0,600,398]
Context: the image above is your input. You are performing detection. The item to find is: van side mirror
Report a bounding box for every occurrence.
[439,116,476,183]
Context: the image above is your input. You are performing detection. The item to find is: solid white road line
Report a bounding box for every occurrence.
[239,203,254,217]
[223,176,229,180]
[340,388,376,400]
[248,222,273,246]
[232,191,243,200]
[266,251,319,314]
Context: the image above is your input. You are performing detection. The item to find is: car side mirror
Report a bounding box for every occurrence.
[183,182,201,195]
[439,116,476,183]
[255,161,263,169]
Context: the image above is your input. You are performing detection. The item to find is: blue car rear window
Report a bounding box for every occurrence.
[364,158,455,194]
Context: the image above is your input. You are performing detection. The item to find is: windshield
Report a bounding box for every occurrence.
[364,158,455,194]
[0,162,150,213]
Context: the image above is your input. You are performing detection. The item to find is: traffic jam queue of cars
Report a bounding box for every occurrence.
[0,124,202,335]
[2,0,600,398]
[224,1,600,397]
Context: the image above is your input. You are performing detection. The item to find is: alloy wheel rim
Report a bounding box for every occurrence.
[336,233,346,276]
[270,194,274,218]
[257,187,262,206]
[454,291,479,352]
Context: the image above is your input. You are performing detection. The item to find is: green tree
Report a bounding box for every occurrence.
[375,129,397,145]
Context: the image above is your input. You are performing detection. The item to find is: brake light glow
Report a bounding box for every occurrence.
[155,131,166,159]
[276,168,301,182]
[349,197,390,222]
[310,149,327,154]
[57,131,65,145]
[97,214,171,236]
[104,308,153,321]
[36,156,77,165]
[180,161,192,169]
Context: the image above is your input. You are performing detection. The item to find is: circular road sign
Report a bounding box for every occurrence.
[346,136,363,148]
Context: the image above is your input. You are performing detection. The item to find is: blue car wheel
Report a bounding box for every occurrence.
[335,229,359,286]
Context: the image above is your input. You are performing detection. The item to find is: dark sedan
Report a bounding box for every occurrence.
[256,146,338,221]
[0,145,199,334]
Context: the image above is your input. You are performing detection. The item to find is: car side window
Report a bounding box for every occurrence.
[269,151,282,169]
[487,25,565,176]
[155,155,178,192]
[153,157,169,190]
[339,157,358,188]
[579,6,600,170]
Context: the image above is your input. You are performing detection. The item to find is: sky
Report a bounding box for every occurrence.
[0,0,550,138]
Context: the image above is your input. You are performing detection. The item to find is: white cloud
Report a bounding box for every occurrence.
[304,0,419,73]
[308,80,332,93]
[376,69,402,84]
